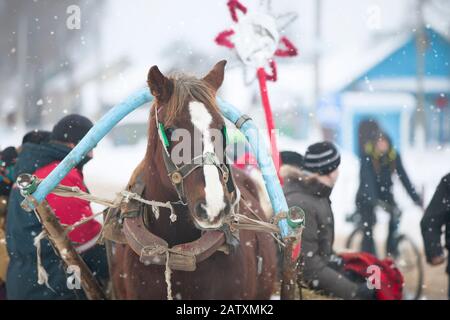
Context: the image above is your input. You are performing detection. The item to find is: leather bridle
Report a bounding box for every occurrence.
[155,105,238,207]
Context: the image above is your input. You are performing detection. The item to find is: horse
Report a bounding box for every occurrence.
[110,61,277,300]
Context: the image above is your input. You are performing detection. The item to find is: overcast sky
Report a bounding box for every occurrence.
[98,0,427,70]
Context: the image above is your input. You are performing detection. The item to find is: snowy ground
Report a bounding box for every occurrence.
[1,129,449,299]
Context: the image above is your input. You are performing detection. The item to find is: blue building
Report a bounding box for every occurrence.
[324,27,450,154]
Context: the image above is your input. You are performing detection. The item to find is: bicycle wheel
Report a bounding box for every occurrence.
[393,235,424,300]
[345,227,364,252]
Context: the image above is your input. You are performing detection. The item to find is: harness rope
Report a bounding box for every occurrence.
[49,184,180,235]
[31,178,285,300]
[33,230,55,292]
[165,251,173,300]
[44,180,282,237]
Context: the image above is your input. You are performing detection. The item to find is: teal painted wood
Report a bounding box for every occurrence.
[28,88,153,207]
[218,97,291,238]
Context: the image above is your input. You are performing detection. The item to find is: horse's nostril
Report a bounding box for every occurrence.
[195,202,208,220]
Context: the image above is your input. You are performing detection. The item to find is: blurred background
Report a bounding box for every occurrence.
[0,0,449,299]
[1,0,449,148]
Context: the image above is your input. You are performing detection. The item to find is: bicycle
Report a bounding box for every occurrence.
[345,201,424,300]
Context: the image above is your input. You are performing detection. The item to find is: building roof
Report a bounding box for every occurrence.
[342,27,450,94]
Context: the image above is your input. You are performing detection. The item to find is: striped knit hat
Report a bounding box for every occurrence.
[303,141,341,175]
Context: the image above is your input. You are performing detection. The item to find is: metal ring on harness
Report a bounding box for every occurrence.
[170,172,183,185]
[234,114,252,129]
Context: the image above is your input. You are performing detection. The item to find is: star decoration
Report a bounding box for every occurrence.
[215,0,298,83]
[215,0,299,179]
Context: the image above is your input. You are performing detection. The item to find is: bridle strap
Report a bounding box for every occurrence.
[156,105,237,205]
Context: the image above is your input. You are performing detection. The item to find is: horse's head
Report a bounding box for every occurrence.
[147,60,238,231]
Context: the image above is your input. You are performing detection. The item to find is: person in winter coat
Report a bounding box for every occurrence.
[1,131,49,204]
[1,132,51,229]
[6,114,108,300]
[357,119,380,158]
[356,131,422,256]
[0,147,18,198]
[420,173,450,299]
[281,143,375,300]
[0,147,18,300]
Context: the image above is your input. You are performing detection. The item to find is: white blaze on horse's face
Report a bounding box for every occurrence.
[188,101,226,228]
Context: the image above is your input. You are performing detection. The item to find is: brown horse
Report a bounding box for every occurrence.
[111,61,277,300]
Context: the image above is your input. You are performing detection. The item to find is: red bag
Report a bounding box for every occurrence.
[339,252,404,300]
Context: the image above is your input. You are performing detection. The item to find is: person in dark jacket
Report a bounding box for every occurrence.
[1,147,18,299]
[356,132,422,256]
[420,173,450,299]
[6,115,108,300]
[1,130,50,198]
[281,143,375,300]
[1,132,51,223]
[0,147,18,198]
[357,119,380,158]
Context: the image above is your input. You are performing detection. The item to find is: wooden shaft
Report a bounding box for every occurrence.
[280,238,298,300]
[33,198,106,300]
[104,239,116,299]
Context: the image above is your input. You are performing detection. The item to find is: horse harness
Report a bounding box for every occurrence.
[104,107,242,272]
[104,170,236,272]
[155,105,238,205]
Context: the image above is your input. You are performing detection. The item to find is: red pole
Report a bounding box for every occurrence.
[256,67,282,183]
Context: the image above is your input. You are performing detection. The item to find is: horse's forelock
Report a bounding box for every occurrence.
[163,74,221,125]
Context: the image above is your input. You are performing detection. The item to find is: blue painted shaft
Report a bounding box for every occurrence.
[217,98,290,238]
[30,88,153,205]
[24,89,291,238]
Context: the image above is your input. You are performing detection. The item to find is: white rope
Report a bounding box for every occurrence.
[165,251,173,300]
[50,182,283,243]
[33,230,55,292]
[50,186,178,224]
[239,197,286,247]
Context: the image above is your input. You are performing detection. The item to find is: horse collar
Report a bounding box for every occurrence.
[123,214,228,272]
[120,169,235,271]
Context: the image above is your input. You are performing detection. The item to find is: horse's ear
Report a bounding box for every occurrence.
[203,60,227,92]
[148,66,174,103]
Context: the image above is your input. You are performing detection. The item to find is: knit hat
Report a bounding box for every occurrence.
[1,147,18,167]
[280,151,304,169]
[22,130,51,145]
[51,114,93,144]
[303,141,341,175]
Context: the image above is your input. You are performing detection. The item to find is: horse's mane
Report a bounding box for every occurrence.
[162,73,220,125]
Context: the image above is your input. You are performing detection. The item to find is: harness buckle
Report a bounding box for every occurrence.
[222,171,229,183]
[170,172,183,185]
